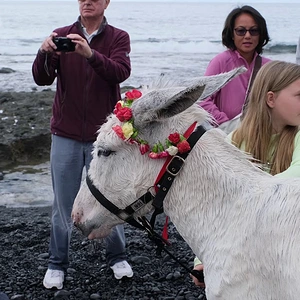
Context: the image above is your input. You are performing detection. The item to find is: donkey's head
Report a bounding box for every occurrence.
[72,67,245,239]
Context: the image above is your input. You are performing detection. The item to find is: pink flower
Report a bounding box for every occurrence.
[128,138,136,144]
[177,140,191,153]
[116,107,132,122]
[125,89,142,100]
[112,125,125,140]
[148,152,160,159]
[168,132,181,144]
[139,143,150,155]
[158,151,169,158]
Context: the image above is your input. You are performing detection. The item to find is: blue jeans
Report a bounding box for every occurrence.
[48,135,126,271]
[0,292,9,300]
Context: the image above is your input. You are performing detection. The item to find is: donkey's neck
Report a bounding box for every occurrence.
[162,129,269,264]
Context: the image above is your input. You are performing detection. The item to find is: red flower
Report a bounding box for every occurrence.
[168,132,181,144]
[125,89,142,100]
[112,88,192,160]
[139,143,150,155]
[177,140,191,153]
[113,102,123,114]
[112,125,125,140]
[116,107,132,122]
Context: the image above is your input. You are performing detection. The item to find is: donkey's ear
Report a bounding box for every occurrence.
[132,66,246,127]
[197,66,246,101]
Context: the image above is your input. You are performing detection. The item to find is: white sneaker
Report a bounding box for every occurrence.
[110,260,133,279]
[43,269,64,289]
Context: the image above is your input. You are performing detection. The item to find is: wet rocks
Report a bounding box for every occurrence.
[0,68,16,74]
[0,86,136,170]
[0,90,53,169]
[0,206,206,300]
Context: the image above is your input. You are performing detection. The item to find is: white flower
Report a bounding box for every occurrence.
[166,146,178,156]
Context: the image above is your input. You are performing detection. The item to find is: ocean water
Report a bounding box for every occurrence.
[0,1,299,207]
[0,1,299,92]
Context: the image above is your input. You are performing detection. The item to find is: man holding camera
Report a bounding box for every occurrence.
[32,0,133,290]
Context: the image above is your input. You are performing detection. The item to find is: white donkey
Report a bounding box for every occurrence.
[72,68,300,300]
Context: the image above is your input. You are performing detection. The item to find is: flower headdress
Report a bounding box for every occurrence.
[112,89,191,159]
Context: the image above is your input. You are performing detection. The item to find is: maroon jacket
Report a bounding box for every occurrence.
[32,19,131,142]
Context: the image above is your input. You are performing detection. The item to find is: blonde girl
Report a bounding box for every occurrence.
[232,60,300,176]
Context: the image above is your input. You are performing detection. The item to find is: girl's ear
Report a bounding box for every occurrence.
[266,91,275,108]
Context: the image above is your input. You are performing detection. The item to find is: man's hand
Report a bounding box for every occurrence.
[40,32,58,53]
[67,34,93,59]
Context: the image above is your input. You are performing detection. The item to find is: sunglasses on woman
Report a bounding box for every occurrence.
[234,27,260,36]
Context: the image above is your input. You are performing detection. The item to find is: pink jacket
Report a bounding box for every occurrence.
[199,50,270,125]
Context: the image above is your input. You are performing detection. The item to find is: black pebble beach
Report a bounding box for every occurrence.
[0,206,206,300]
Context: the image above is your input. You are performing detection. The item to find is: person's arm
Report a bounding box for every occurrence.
[191,257,205,287]
[200,94,230,125]
[275,131,300,178]
[296,36,300,65]
[194,256,202,267]
[32,32,59,86]
[86,31,131,84]
[199,57,230,125]
[32,51,59,85]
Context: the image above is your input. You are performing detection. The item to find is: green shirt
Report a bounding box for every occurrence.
[194,130,300,268]
[227,131,300,178]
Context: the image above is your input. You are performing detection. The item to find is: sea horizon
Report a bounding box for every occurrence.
[0,1,298,92]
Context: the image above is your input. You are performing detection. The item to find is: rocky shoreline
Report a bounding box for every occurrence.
[0,206,206,300]
[0,87,135,171]
[0,90,206,299]
[0,90,54,170]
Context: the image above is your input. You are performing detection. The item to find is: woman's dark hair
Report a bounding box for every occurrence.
[222,5,270,54]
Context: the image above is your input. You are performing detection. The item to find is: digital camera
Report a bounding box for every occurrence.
[53,37,75,52]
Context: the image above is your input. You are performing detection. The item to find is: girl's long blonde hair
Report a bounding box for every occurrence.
[232,60,300,175]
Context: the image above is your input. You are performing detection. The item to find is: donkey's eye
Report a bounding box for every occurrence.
[97,149,113,157]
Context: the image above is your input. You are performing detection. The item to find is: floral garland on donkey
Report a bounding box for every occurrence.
[112,89,191,159]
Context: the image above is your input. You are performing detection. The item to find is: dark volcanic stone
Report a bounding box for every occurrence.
[0,67,16,74]
[0,206,206,300]
[0,90,53,169]
[0,86,136,169]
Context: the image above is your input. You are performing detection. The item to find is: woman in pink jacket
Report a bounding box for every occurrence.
[200,5,271,130]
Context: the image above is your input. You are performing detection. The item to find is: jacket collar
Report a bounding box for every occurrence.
[76,16,108,36]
